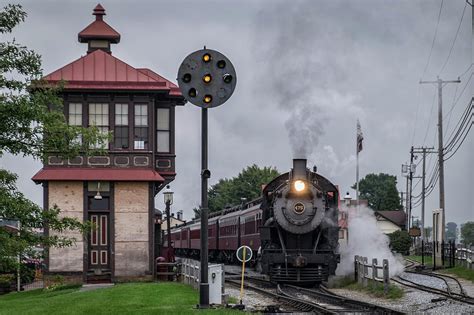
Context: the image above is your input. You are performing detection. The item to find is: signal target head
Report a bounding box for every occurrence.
[177,48,237,108]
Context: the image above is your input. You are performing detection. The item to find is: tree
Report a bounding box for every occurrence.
[460,221,474,247]
[352,173,402,211]
[388,230,411,254]
[0,4,102,272]
[0,4,108,161]
[207,165,279,213]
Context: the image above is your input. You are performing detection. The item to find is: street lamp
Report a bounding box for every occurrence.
[163,185,174,264]
[343,192,352,206]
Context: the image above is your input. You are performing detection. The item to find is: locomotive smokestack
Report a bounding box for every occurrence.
[292,158,307,180]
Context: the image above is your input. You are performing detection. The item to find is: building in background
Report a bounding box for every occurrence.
[32,5,185,283]
[374,211,407,234]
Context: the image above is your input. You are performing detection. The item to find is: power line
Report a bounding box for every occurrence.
[422,0,444,79]
[444,121,473,161]
[438,2,468,75]
[445,98,473,152]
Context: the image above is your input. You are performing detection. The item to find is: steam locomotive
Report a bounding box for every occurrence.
[168,159,340,283]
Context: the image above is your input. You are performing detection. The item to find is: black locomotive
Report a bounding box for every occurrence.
[259,159,340,283]
[169,158,340,284]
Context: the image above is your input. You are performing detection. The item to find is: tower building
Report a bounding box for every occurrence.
[32,4,185,283]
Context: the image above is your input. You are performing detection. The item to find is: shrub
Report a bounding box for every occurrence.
[388,230,411,254]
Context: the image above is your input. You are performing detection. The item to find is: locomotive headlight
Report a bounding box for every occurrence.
[294,180,305,192]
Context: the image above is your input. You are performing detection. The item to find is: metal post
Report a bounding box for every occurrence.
[199,108,209,308]
[363,257,368,287]
[421,148,426,258]
[354,255,358,282]
[165,200,173,280]
[409,146,414,231]
[405,175,409,230]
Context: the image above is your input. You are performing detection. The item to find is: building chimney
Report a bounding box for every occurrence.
[177,210,183,221]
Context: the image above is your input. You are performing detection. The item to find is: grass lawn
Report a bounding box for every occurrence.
[0,282,241,315]
[344,280,404,300]
[406,255,433,267]
[439,266,474,283]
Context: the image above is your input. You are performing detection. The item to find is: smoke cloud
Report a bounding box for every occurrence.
[336,205,405,277]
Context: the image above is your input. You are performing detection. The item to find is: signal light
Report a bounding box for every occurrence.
[202,53,211,63]
[203,74,212,83]
[217,60,226,69]
[223,74,233,84]
[203,95,212,103]
[294,180,305,192]
[188,88,197,98]
[182,73,191,83]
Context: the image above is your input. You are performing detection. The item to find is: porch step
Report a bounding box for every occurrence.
[80,283,114,292]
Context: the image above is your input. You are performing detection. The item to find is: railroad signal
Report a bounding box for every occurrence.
[177,48,237,108]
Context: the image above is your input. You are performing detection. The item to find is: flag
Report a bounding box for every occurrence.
[357,119,363,153]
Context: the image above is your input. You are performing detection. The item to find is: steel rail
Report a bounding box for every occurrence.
[392,276,474,305]
[287,284,404,314]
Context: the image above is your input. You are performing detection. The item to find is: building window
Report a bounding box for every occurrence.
[157,108,170,153]
[114,104,128,149]
[89,103,109,148]
[68,103,83,144]
[134,104,148,150]
[87,181,110,210]
[68,103,82,126]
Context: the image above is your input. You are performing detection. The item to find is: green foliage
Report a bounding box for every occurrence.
[0,4,96,273]
[0,170,88,269]
[352,173,402,210]
[0,4,108,162]
[461,221,474,247]
[207,164,279,213]
[388,230,411,254]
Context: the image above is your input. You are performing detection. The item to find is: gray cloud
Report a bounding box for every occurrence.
[1,0,472,227]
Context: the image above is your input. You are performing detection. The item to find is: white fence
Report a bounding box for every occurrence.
[455,247,473,270]
[354,255,390,293]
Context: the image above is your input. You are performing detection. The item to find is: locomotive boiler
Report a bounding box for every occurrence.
[259,159,340,283]
[168,159,340,284]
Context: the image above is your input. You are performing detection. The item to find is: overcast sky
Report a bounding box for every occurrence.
[1,0,472,226]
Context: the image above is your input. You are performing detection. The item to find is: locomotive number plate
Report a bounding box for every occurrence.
[294,202,305,214]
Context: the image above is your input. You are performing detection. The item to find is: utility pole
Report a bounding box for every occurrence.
[409,146,414,231]
[419,77,461,242]
[412,146,435,266]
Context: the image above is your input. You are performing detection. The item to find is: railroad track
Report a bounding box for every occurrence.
[226,276,402,314]
[391,258,474,305]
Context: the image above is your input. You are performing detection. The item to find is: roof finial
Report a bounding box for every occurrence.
[93,4,106,21]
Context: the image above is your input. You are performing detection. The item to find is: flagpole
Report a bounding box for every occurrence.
[356,140,359,209]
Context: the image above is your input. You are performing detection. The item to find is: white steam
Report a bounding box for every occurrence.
[337,205,405,277]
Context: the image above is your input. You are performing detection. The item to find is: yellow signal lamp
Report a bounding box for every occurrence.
[203,95,213,104]
[202,53,211,63]
[294,180,306,192]
[203,74,212,83]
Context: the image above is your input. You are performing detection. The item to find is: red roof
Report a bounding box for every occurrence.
[32,168,164,182]
[78,4,120,43]
[43,49,181,94]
